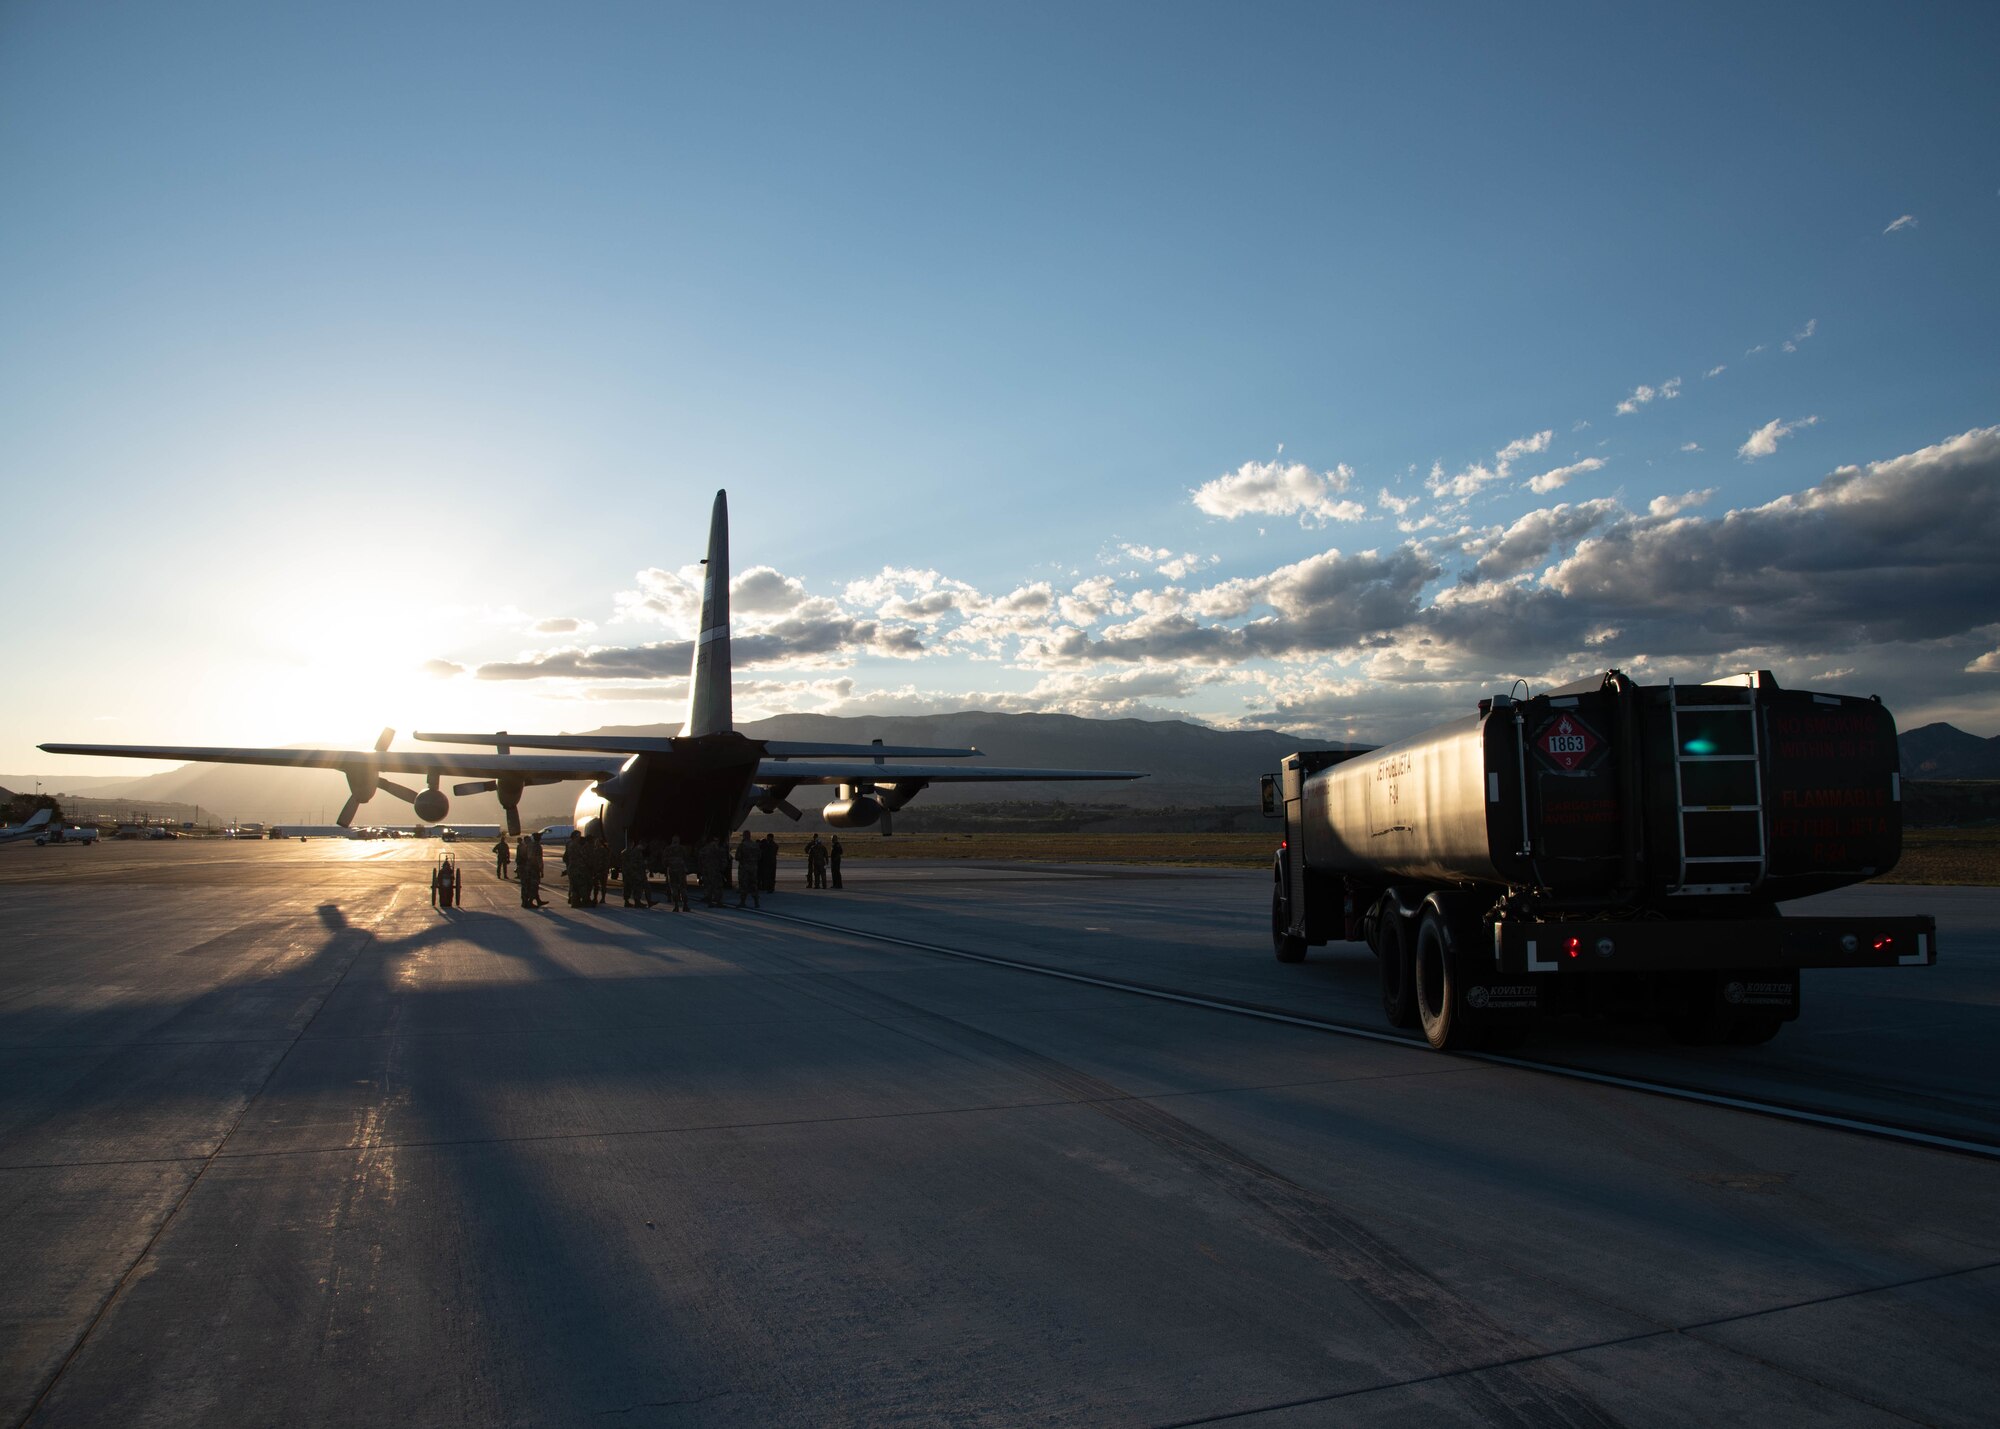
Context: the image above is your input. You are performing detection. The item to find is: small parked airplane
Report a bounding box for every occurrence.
[0,808,55,845]
[43,492,1142,848]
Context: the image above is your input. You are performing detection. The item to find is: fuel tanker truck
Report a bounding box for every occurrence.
[1262,669,1935,1051]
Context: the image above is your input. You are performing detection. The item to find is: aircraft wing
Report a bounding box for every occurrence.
[753,761,1143,785]
[416,731,985,760]
[36,743,623,783]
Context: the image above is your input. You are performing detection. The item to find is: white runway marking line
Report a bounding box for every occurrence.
[756,908,2000,1163]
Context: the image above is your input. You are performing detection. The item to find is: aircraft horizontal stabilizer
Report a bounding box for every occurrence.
[750,761,1143,785]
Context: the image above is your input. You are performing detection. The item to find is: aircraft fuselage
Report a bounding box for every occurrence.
[570,734,766,848]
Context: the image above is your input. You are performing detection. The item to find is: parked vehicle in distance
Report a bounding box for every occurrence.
[35,824,99,846]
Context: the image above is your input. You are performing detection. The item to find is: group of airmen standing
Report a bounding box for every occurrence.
[492,829,845,910]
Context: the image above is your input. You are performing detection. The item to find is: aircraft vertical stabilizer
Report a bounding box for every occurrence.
[684,489,733,737]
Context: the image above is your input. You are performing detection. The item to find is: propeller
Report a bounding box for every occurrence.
[752,780,803,822]
[336,728,397,827]
[450,775,526,834]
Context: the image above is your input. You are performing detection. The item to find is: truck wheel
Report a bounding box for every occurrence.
[1379,913,1417,1028]
[1264,856,1312,956]
[1415,909,1478,1051]
[1271,868,1307,963]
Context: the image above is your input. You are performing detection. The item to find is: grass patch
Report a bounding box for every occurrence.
[1873,828,2000,886]
[833,831,1275,868]
[832,828,2000,885]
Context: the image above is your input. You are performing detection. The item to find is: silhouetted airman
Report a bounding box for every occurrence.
[735,832,761,907]
[663,836,690,911]
[622,839,652,907]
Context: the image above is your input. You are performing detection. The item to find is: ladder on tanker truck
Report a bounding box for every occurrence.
[1666,676,1769,896]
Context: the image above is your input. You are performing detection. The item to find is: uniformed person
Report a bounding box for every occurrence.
[663,836,690,912]
[699,838,728,906]
[518,833,546,908]
[805,833,827,889]
[758,833,777,893]
[565,833,587,907]
[829,834,844,890]
[735,832,761,907]
[621,839,648,906]
[494,834,511,880]
[593,834,612,906]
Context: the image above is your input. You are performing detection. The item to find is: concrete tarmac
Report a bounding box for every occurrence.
[2,840,1996,1427]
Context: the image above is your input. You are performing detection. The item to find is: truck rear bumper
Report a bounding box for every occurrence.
[1491,915,1936,975]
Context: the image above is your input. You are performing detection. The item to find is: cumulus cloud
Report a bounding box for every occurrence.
[1120,543,1214,580]
[1705,365,1726,379]
[1679,442,1701,453]
[1647,489,1715,517]
[1229,428,2000,736]
[1525,457,1607,494]
[1461,499,1624,581]
[1782,318,1818,353]
[1544,427,2000,650]
[731,566,811,617]
[421,659,464,678]
[1378,488,1418,516]
[1021,546,1438,668]
[474,609,928,681]
[1425,459,1500,501]
[1494,429,1553,476]
[614,565,703,629]
[1057,575,1127,626]
[1883,215,1917,234]
[1738,415,1820,460]
[531,616,591,635]
[1616,378,1680,415]
[844,567,978,624]
[1192,460,1366,525]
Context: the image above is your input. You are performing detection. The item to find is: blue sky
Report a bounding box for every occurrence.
[4,1,1997,777]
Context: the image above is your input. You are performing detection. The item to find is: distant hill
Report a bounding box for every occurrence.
[0,774,133,797]
[741,712,1345,808]
[1900,723,2000,779]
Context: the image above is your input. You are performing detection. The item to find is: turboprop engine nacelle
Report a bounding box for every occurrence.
[412,788,449,823]
[574,756,643,847]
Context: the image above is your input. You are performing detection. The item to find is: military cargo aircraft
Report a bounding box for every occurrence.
[42,492,1142,848]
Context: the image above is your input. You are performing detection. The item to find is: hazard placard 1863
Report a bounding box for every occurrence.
[1533,712,1602,770]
